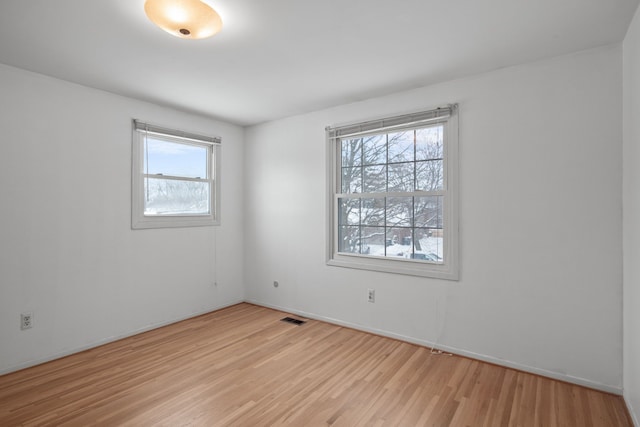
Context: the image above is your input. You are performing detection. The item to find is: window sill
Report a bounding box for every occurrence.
[131,214,218,229]
[327,254,459,280]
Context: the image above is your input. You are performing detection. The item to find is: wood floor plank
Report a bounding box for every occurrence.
[0,303,632,426]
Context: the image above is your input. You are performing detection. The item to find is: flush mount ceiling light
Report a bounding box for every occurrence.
[144,0,222,39]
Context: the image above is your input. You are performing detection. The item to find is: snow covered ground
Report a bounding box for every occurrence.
[367,237,443,262]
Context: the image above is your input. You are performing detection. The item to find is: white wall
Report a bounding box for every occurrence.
[0,64,245,374]
[244,46,623,392]
[624,4,640,424]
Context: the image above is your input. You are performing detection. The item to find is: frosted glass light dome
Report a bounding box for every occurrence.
[144,0,222,39]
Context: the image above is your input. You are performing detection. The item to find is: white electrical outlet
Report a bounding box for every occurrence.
[21,313,33,330]
[367,289,375,303]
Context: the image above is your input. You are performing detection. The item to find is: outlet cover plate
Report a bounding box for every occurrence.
[21,313,33,330]
[367,289,375,303]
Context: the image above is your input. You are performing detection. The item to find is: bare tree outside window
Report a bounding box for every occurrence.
[144,179,210,215]
[337,125,444,263]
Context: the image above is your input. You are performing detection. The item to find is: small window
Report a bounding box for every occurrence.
[132,120,221,229]
[326,105,458,280]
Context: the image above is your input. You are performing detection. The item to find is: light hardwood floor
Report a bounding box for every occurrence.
[0,303,632,426]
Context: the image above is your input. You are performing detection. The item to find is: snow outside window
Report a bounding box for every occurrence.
[327,106,458,280]
[131,121,221,229]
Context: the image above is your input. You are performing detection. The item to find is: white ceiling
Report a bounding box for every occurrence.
[0,0,638,126]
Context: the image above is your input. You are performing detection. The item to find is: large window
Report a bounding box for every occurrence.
[327,106,458,279]
[132,120,221,229]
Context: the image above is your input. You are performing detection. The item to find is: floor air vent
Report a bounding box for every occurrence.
[281,317,306,325]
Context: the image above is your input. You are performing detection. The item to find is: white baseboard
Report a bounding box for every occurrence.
[625,393,640,427]
[0,299,244,376]
[246,299,623,395]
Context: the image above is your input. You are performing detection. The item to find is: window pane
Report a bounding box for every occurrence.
[144,178,210,215]
[361,198,385,226]
[341,167,362,193]
[414,196,443,228]
[362,134,387,165]
[414,228,444,263]
[416,125,443,161]
[385,227,412,259]
[341,138,362,167]
[388,162,415,192]
[388,130,414,163]
[363,165,387,193]
[416,160,443,191]
[338,198,360,226]
[145,137,208,178]
[361,226,385,256]
[338,226,361,253]
[386,197,412,227]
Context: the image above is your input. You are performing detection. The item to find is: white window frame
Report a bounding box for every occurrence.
[131,120,221,229]
[326,105,459,280]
